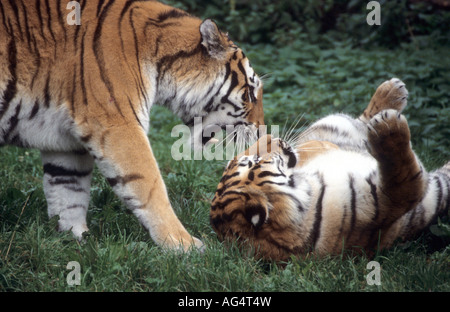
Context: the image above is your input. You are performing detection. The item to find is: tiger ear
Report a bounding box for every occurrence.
[244,190,270,229]
[200,19,227,59]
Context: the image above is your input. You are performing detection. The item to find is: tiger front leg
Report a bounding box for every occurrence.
[367,109,428,226]
[90,125,203,252]
[41,151,94,240]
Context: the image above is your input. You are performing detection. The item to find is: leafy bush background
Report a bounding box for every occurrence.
[166,0,450,159]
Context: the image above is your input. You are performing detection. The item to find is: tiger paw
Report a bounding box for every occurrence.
[367,109,411,161]
[360,78,408,123]
[164,233,205,253]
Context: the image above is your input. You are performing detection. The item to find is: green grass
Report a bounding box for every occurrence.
[1,36,449,292]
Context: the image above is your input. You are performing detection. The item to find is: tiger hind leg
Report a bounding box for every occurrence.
[367,109,428,226]
[359,78,408,123]
[41,151,94,240]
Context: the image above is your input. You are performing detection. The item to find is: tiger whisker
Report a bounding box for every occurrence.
[284,113,306,144]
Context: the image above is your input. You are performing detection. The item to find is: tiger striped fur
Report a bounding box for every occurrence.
[0,0,264,251]
[210,78,450,261]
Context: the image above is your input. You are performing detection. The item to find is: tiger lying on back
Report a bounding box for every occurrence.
[0,0,264,251]
[210,78,450,261]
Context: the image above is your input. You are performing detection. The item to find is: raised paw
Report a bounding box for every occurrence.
[367,109,411,161]
[360,78,408,123]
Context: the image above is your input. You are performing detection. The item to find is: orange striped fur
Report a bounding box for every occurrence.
[0,0,264,251]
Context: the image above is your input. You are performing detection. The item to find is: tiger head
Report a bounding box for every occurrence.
[210,135,338,261]
[147,13,264,147]
[210,135,302,261]
[192,19,264,147]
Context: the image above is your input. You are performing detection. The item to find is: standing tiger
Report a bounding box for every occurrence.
[210,78,450,261]
[0,0,264,251]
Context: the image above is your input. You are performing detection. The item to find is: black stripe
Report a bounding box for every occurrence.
[224,180,241,189]
[73,0,87,48]
[48,176,78,186]
[220,71,240,111]
[93,0,124,115]
[204,96,215,113]
[227,111,246,118]
[310,175,325,249]
[96,0,106,16]
[409,169,423,182]
[56,0,67,44]
[223,63,231,84]
[0,39,17,121]
[80,133,92,143]
[119,0,135,21]
[258,171,285,178]
[443,175,450,214]
[346,174,357,243]
[35,0,46,42]
[19,1,32,47]
[366,175,382,247]
[3,101,21,142]
[43,75,51,108]
[44,0,56,42]
[288,175,295,187]
[63,185,87,193]
[128,8,148,105]
[211,197,241,211]
[434,176,443,213]
[29,100,40,119]
[106,174,144,187]
[80,29,88,106]
[237,61,248,86]
[156,43,203,84]
[153,34,162,56]
[157,9,189,22]
[70,68,77,113]
[366,176,379,222]
[30,33,41,90]
[219,171,240,183]
[67,204,87,210]
[43,163,92,177]
[6,0,20,37]
[0,1,9,34]
[127,97,143,127]
[220,190,250,201]
[334,200,347,251]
